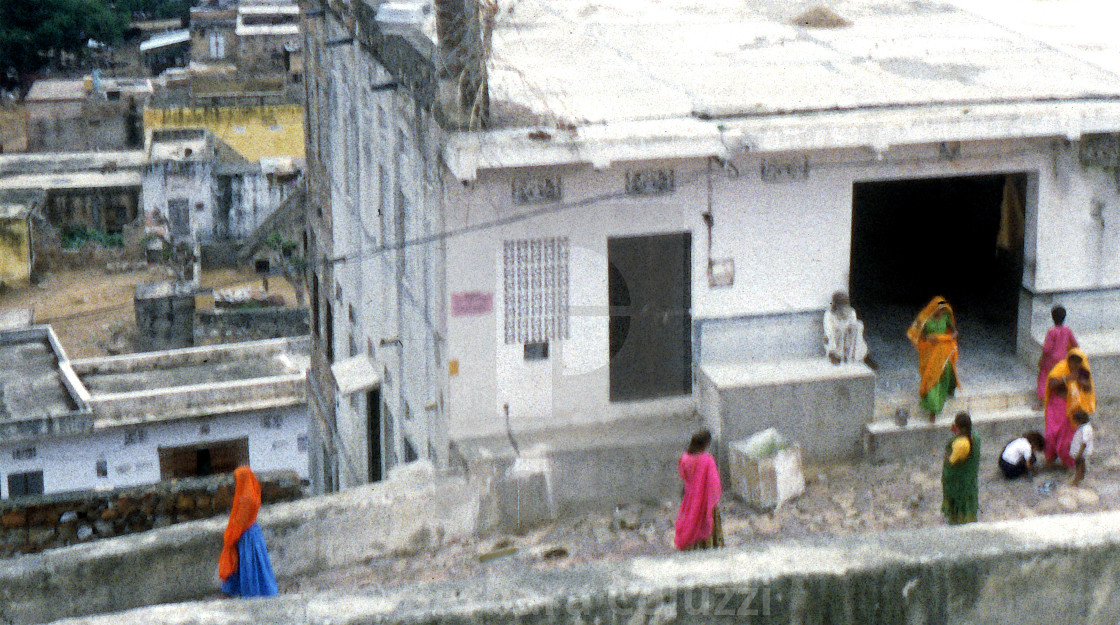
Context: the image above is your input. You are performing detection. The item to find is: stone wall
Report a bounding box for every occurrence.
[0,462,478,625]
[0,471,302,558]
[36,510,1120,625]
[194,307,309,345]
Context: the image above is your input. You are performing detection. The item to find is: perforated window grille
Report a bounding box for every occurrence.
[503,238,570,344]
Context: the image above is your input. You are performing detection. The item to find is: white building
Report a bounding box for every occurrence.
[0,327,309,499]
[303,0,1120,493]
[142,128,301,252]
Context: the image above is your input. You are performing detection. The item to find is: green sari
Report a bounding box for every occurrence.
[920,315,958,414]
[942,434,980,524]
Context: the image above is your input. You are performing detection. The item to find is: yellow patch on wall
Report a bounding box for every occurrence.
[144,105,305,163]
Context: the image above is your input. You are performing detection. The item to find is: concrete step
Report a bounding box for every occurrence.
[873,389,1036,421]
[864,408,1043,464]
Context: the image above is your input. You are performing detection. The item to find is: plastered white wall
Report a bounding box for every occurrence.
[441,138,1120,439]
[0,405,308,499]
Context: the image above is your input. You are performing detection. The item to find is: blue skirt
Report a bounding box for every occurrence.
[221,522,278,598]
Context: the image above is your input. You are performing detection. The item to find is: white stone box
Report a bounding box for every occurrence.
[729,429,805,510]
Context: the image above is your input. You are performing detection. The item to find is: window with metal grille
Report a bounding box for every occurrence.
[503,238,570,344]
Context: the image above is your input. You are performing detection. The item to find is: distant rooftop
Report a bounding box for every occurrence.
[140,29,190,52]
[0,171,141,192]
[24,80,86,103]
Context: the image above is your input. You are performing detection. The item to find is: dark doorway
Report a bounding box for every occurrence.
[851,173,1026,330]
[367,388,383,482]
[158,438,249,480]
[851,173,1029,389]
[608,232,692,401]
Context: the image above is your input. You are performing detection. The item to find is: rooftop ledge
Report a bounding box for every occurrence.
[443,98,1120,180]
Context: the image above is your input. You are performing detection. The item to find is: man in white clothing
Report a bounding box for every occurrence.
[824,291,873,367]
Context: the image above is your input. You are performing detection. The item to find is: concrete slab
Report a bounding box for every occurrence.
[864,408,1042,464]
[699,358,875,464]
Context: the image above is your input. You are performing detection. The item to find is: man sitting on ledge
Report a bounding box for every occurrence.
[824,291,875,369]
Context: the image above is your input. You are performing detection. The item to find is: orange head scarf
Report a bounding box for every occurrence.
[907,297,961,397]
[1046,347,1096,420]
[218,466,262,581]
[906,296,954,347]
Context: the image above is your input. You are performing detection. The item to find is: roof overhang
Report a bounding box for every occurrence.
[331,355,382,395]
[443,98,1120,180]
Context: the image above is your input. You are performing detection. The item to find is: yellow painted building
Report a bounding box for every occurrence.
[0,204,33,287]
[144,105,304,163]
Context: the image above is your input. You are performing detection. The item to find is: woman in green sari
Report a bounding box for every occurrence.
[942,412,980,525]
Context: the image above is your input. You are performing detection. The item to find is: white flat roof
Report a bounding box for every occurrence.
[0,171,142,191]
[140,29,190,52]
[443,0,1120,175]
[25,80,85,102]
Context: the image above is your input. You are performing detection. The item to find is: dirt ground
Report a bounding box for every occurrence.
[289,400,1120,593]
[0,265,297,358]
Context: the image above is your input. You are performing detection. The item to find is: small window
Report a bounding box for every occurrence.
[297,435,308,453]
[124,428,147,445]
[199,423,210,435]
[96,460,108,478]
[261,415,283,429]
[255,259,271,274]
[7,471,44,497]
[524,342,549,360]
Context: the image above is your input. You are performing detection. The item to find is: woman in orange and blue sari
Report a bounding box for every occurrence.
[219,466,278,598]
[908,297,960,422]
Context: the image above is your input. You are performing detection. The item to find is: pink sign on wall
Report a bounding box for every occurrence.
[451,292,494,316]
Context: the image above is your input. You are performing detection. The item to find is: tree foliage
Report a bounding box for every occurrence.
[0,0,125,77]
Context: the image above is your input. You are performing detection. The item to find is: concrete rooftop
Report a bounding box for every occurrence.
[0,327,82,422]
[440,0,1120,177]
[486,0,1120,126]
[24,80,86,103]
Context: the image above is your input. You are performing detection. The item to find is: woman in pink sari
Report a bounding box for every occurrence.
[1037,306,1077,404]
[674,429,723,550]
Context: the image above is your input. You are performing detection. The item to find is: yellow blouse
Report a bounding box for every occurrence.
[948,436,971,465]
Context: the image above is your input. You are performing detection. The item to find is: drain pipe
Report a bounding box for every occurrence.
[504,403,520,456]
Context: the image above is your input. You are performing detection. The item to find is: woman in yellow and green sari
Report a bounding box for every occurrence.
[907,296,960,422]
[942,412,980,524]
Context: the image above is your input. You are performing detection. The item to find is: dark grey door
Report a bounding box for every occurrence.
[608,233,692,401]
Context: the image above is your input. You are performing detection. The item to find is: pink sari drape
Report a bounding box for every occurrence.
[1044,394,1075,466]
[674,451,721,550]
[1038,325,1076,400]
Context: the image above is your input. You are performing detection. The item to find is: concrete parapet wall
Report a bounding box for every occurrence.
[1,462,478,625]
[86,373,306,421]
[194,307,309,345]
[41,510,1120,625]
[71,337,308,375]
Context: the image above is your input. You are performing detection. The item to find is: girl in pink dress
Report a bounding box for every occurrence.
[1037,306,1077,403]
[674,429,723,550]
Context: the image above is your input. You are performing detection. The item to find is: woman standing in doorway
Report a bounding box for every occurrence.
[942,412,980,525]
[218,466,278,598]
[674,429,723,550]
[908,297,960,422]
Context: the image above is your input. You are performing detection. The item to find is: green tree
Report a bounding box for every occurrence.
[0,0,124,79]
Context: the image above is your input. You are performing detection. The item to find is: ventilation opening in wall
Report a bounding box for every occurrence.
[255,259,271,274]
